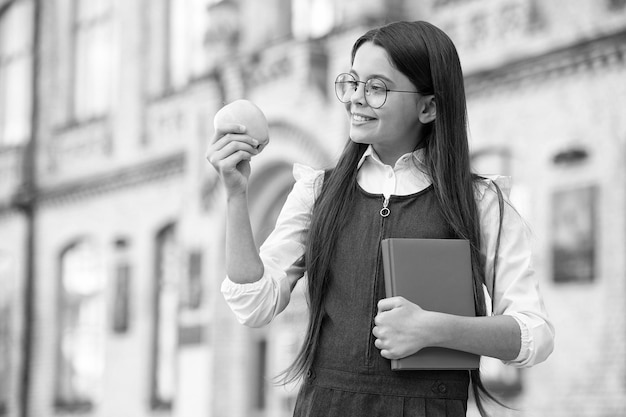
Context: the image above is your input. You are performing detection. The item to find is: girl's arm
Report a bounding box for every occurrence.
[373,298,521,361]
[206,123,263,284]
[225,192,264,284]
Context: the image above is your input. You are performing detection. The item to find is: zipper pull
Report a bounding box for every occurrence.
[380,197,390,217]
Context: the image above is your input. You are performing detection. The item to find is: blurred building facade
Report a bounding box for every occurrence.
[1,0,626,416]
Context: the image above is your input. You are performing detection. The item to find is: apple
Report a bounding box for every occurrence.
[213,99,269,150]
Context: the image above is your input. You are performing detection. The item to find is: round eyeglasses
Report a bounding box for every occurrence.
[334,73,420,109]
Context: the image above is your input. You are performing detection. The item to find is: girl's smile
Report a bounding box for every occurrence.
[351,112,377,124]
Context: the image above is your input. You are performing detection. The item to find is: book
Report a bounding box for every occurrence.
[380,238,480,370]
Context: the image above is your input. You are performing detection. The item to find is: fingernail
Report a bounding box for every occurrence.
[252,139,259,147]
[238,125,246,133]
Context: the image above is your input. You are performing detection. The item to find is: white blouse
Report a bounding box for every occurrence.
[221,145,555,368]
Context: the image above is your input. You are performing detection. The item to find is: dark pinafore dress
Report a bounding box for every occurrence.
[293,183,470,417]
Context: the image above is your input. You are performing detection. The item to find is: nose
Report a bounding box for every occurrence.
[349,81,367,107]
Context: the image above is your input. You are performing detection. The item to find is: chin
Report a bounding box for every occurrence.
[349,136,373,146]
[348,130,374,145]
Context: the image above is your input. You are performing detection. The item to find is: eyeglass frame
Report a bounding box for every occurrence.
[334,73,421,109]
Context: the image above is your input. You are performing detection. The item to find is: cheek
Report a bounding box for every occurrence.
[380,110,404,128]
[396,102,421,126]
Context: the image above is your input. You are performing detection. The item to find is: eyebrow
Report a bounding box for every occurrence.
[349,70,395,85]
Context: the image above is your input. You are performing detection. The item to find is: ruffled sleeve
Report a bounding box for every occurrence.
[292,163,325,203]
[475,175,512,200]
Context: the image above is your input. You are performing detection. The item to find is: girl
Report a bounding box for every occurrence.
[207,20,554,417]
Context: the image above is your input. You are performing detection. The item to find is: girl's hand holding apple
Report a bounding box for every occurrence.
[206,100,269,196]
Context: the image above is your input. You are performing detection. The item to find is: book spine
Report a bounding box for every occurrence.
[381,239,400,369]
[381,239,395,298]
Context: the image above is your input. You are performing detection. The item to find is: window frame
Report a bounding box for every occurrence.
[0,0,34,146]
[150,223,178,410]
[54,239,106,412]
[69,0,114,123]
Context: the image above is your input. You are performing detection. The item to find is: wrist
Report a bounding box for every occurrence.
[226,188,248,202]
[425,311,454,348]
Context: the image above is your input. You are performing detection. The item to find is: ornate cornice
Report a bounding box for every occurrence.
[38,152,185,207]
[465,28,626,97]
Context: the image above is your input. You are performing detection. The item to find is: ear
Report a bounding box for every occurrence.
[418,95,436,124]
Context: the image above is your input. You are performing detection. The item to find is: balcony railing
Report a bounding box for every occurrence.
[47,118,111,176]
[217,38,330,102]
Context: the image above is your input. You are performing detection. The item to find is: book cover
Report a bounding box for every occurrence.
[381,238,480,370]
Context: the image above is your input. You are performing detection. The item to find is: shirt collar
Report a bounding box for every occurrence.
[357,145,377,169]
[357,144,426,170]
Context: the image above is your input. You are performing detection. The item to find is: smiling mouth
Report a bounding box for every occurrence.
[352,113,375,122]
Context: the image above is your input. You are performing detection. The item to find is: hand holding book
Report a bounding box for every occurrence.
[373,296,438,360]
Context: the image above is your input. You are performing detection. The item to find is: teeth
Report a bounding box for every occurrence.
[353,114,373,122]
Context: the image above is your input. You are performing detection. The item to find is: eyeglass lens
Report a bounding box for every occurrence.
[334,74,387,108]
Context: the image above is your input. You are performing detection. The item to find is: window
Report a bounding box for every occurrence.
[71,0,114,121]
[112,238,131,334]
[151,224,179,409]
[254,339,267,410]
[552,185,597,283]
[148,0,213,96]
[112,262,131,333]
[181,251,203,310]
[0,0,34,146]
[55,241,106,411]
[292,0,334,39]
[167,0,191,89]
[177,0,214,82]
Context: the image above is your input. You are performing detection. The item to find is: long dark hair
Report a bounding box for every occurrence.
[281,21,503,416]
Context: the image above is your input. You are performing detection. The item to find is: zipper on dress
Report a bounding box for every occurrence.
[380,196,390,217]
[366,196,389,366]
